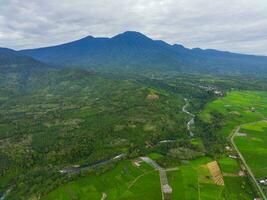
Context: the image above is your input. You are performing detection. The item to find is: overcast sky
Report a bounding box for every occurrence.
[0,0,267,55]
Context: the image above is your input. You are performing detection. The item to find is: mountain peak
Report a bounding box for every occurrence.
[83,35,95,40]
[112,31,151,41]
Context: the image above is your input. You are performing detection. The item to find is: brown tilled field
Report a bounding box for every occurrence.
[207,161,224,186]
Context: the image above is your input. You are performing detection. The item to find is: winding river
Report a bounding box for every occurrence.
[59,153,126,174]
[0,188,11,200]
[182,98,195,137]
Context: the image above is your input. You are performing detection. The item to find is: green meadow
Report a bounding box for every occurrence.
[200,90,267,198]
[235,121,267,179]
[167,157,254,200]
[200,91,267,136]
[218,156,240,174]
[42,156,255,200]
[42,160,161,200]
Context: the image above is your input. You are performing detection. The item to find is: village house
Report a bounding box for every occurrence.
[229,155,238,159]
[258,178,267,185]
[163,184,172,200]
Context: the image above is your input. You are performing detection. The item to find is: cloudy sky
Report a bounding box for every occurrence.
[0,0,267,55]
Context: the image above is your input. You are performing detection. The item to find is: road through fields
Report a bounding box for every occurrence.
[230,125,267,200]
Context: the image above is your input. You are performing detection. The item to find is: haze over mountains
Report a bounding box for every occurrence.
[1,31,267,75]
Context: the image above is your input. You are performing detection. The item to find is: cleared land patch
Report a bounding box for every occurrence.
[206,161,224,186]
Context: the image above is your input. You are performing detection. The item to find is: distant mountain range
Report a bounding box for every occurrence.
[1,31,267,75]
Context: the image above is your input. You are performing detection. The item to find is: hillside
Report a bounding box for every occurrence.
[20,31,267,75]
[0,47,50,74]
[0,69,192,199]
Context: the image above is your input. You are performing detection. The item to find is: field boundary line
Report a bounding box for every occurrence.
[197,175,201,200]
[127,170,155,189]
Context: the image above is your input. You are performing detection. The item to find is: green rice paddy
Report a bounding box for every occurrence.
[200,91,267,136]
[168,157,254,200]
[201,90,267,198]
[42,160,161,200]
[235,121,267,179]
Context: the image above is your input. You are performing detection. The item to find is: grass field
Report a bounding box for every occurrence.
[42,156,255,200]
[167,157,254,200]
[218,156,240,174]
[235,121,267,179]
[42,160,161,200]
[200,90,267,198]
[200,91,267,136]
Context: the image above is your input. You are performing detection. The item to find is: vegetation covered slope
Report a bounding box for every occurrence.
[0,69,191,199]
[2,49,267,199]
[0,47,50,74]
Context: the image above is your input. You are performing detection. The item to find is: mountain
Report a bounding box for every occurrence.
[20,31,267,75]
[0,47,50,74]
[20,31,183,70]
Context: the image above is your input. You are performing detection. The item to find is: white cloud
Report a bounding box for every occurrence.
[0,0,266,55]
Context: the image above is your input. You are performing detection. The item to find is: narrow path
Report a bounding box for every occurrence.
[197,176,201,200]
[182,98,195,137]
[230,125,267,200]
[140,157,162,170]
[140,157,172,200]
[165,167,179,172]
[127,170,155,189]
[222,172,238,177]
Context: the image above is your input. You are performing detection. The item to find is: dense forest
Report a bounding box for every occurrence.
[1,58,267,199]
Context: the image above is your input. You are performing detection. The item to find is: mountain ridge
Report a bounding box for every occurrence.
[7,31,267,75]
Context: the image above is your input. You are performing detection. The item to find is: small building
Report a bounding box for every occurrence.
[163,184,172,194]
[258,178,267,185]
[225,146,231,151]
[163,184,172,200]
[132,159,142,167]
[229,155,238,159]
[214,90,223,96]
[238,170,245,176]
